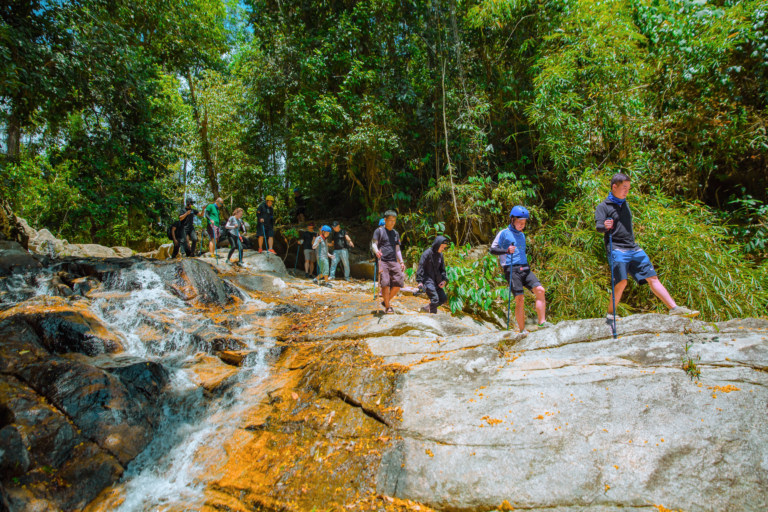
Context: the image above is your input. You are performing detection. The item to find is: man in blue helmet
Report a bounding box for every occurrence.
[312,224,335,287]
[490,206,553,335]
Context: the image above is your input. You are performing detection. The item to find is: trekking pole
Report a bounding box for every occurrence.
[608,217,618,340]
[262,222,269,257]
[373,259,378,300]
[506,270,513,331]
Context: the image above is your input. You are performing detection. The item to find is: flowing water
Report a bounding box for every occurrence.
[47,265,278,510]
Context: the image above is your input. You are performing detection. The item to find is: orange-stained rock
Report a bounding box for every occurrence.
[0,296,124,355]
[184,354,239,391]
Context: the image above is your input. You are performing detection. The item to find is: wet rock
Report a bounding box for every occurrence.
[0,425,29,478]
[71,276,100,297]
[15,217,37,241]
[153,258,231,305]
[96,358,170,403]
[0,297,123,356]
[350,260,376,280]
[0,245,43,277]
[375,315,768,511]
[15,356,155,465]
[0,274,38,304]
[183,354,239,391]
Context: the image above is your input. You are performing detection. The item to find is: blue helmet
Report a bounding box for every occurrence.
[510,206,530,219]
[378,218,385,226]
[321,225,332,233]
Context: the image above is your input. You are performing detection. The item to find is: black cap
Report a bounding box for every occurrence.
[186,198,195,205]
[332,221,340,227]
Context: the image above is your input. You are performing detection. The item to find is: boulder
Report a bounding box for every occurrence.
[15,217,37,241]
[152,243,174,260]
[0,297,124,356]
[0,201,29,250]
[226,273,296,296]
[240,251,288,276]
[111,246,133,258]
[0,246,42,277]
[152,258,231,306]
[350,260,376,280]
[74,244,118,258]
[374,314,768,511]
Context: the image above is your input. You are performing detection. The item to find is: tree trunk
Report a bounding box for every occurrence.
[5,113,21,162]
[187,72,220,200]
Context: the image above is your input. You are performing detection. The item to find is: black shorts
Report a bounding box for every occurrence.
[504,265,542,297]
[258,224,274,238]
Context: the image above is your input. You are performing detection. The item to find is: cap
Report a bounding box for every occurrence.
[332,221,340,227]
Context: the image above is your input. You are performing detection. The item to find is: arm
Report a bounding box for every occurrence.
[171,226,178,243]
[439,257,448,285]
[489,231,510,255]
[371,229,381,258]
[595,203,609,233]
[312,236,321,249]
[345,234,354,247]
[416,251,427,284]
[224,217,237,230]
[179,209,191,220]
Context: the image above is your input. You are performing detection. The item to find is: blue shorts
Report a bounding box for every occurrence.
[610,249,657,285]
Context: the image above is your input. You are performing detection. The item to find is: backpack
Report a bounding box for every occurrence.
[167,221,180,241]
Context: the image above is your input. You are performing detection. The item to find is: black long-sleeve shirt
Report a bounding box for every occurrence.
[595,198,640,251]
[416,236,449,284]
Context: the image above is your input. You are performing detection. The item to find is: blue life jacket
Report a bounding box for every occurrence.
[498,226,527,266]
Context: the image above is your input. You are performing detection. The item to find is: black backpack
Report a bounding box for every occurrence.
[167,222,179,241]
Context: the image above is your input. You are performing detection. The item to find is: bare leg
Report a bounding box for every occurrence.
[389,287,400,306]
[209,239,216,257]
[258,236,264,250]
[533,286,546,324]
[268,237,274,250]
[382,287,391,308]
[607,279,628,314]
[515,295,526,332]
[646,276,677,309]
[304,258,310,274]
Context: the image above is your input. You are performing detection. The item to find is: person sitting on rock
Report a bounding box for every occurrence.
[416,235,450,314]
[596,173,700,322]
[225,208,246,266]
[490,206,553,335]
[300,222,318,278]
[329,221,354,281]
[312,225,335,287]
[204,197,224,259]
[372,211,405,314]
[257,195,277,254]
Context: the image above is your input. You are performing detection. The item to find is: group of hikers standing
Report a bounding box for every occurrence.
[168,173,700,332]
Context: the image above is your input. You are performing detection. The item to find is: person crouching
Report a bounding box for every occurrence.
[416,236,450,314]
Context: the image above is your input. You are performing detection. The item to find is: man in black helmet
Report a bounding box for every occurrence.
[178,198,202,257]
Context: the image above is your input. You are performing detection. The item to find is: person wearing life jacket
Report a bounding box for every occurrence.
[490,206,553,335]
[416,235,450,314]
[596,172,699,320]
[257,195,276,254]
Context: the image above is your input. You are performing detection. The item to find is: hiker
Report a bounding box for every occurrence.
[313,225,335,287]
[204,197,223,258]
[375,218,384,297]
[596,173,700,321]
[329,221,354,281]
[257,195,276,254]
[168,220,184,259]
[225,208,246,266]
[294,188,306,223]
[490,206,552,334]
[416,235,450,314]
[178,198,202,257]
[300,222,317,278]
[372,211,405,314]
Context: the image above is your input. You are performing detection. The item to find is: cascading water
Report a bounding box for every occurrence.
[76,265,277,510]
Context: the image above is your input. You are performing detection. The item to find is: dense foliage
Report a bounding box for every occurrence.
[1,0,766,317]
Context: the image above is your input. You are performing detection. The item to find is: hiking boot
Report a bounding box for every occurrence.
[669,306,700,318]
[538,321,555,330]
[268,249,277,254]
[312,278,319,285]
[419,305,430,314]
[324,282,333,288]
[519,329,530,337]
